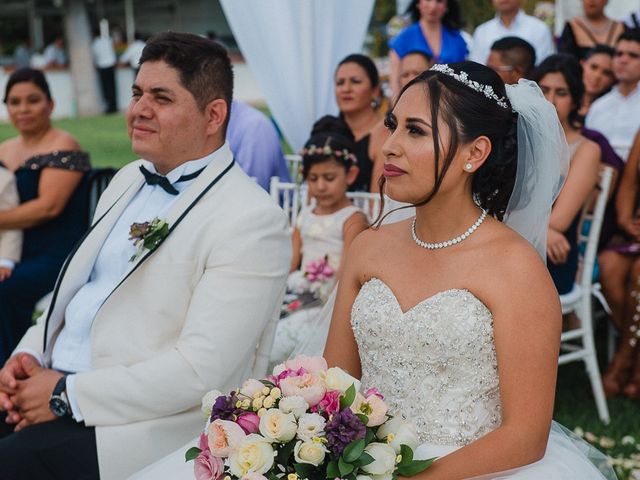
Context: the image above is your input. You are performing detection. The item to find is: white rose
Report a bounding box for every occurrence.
[240,379,266,399]
[259,409,298,442]
[296,413,326,442]
[321,367,361,394]
[228,434,275,477]
[362,443,397,480]
[356,476,374,480]
[294,440,328,466]
[375,417,420,453]
[279,396,309,418]
[201,389,223,418]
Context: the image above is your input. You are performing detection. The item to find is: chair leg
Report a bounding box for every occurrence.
[580,309,611,424]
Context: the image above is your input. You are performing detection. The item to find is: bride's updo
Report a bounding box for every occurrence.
[393,61,519,221]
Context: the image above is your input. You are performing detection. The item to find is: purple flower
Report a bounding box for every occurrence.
[210,393,239,422]
[325,409,366,455]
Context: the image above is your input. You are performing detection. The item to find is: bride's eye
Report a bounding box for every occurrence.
[407,124,425,136]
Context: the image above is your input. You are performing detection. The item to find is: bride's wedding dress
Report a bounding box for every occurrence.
[353,278,615,479]
[131,277,615,480]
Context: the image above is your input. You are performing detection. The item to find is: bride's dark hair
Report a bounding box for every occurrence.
[377,61,518,223]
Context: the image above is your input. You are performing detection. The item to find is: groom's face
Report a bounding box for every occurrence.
[127,60,210,173]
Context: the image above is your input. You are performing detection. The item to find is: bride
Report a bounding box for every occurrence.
[131,61,615,479]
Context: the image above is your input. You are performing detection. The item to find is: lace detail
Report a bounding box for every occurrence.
[22,150,91,172]
[351,278,501,447]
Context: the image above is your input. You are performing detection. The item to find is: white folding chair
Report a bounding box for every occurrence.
[558,166,614,424]
[285,154,303,185]
[270,176,303,227]
[346,191,382,222]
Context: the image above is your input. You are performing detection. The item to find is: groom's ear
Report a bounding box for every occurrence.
[204,98,228,137]
[463,135,492,172]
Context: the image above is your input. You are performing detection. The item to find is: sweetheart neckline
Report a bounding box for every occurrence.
[361,277,491,316]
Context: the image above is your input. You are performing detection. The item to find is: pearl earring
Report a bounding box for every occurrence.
[465,163,473,171]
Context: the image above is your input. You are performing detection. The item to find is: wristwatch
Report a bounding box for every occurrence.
[49,375,70,417]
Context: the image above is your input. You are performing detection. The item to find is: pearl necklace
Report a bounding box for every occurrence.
[412,209,487,250]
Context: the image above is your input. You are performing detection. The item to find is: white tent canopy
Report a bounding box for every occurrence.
[221,0,375,152]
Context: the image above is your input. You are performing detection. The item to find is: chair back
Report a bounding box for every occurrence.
[576,166,614,291]
[86,168,117,223]
[346,191,382,222]
[270,176,303,227]
[285,154,303,185]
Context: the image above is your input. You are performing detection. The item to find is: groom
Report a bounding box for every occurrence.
[0,32,291,479]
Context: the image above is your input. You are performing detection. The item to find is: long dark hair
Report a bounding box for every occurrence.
[377,61,518,223]
[406,0,463,30]
[530,54,584,129]
[3,68,52,103]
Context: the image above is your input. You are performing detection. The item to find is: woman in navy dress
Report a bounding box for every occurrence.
[388,0,468,96]
[0,68,90,363]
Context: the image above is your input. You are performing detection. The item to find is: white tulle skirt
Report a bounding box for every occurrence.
[129,423,616,480]
[414,422,616,479]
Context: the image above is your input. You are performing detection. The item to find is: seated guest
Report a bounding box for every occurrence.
[226,100,290,191]
[388,0,467,96]
[0,68,90,364]
[469,0,554,67]
[0,32,290,480]
[579,44,616,116]
[599,131,640,399]
[334,54,387,192]
[558,0,626,60]
[399,49,433,90]
[586,30,640,161]
[531,55,601,295]
[0,168,21,282]
[486,36,536,83]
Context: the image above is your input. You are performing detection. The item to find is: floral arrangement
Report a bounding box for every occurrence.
[128,217,170,262]
[287,256,336,304]
[186,355,434,480]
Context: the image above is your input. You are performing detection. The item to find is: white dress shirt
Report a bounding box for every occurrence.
[585,85,640,161]
[120,40,146,69]
[51,151,217,420]
[92,36,117,68]
[469,10,555,66]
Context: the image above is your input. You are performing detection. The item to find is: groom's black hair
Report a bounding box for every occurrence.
[139,31,233,129]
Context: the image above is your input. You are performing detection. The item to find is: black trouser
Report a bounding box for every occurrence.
[0,413,99,480]
[97,65,117,113]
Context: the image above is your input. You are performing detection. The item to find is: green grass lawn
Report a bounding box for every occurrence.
[2,114,638,477]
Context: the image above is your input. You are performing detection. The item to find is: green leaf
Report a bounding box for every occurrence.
[355,413,369,426]
[278,440,297,466]
[355,452,375,468]
[294,463,314,478]
[338,456,355,476]
[399,444,414,465]
[326,460,340,479]
[340,384,357,409]
[184,447,201,462]
[365,428,375,444]
[343,438,365,463]
[396,458,436,477]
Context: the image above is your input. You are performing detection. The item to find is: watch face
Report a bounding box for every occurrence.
[50,396,69,417]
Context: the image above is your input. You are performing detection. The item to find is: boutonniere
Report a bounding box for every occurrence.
[128,217,170,262]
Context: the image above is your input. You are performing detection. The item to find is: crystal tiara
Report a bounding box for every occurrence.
[430,63,510,110]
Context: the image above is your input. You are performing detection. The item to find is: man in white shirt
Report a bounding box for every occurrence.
[92,32,118,113]
[42,36,67,68]
[0,32,291,480]
[469,0,555,67]
[586,30,640,162]
[119,32,147,77]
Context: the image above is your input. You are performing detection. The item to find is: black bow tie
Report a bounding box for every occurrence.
[139,165,206,195]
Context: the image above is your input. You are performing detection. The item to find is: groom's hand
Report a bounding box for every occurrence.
[0,353,37,418]
[9,356,63,431]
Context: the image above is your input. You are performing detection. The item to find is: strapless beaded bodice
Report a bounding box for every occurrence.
[351,278,501,447]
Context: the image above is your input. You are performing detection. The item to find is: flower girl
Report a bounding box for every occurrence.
[272,116,368,365]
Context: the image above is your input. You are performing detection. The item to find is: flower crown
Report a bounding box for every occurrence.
[301,144,358,165]
[430,63,510,110]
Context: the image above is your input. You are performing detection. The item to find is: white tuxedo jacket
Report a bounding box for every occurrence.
[16,144,291,479]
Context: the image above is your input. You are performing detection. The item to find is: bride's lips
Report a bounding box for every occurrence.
[383,163,407,177]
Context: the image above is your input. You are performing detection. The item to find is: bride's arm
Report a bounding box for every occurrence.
[324,231,373,378]
[414,240,562,480]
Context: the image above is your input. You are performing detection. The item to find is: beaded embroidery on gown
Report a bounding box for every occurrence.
[352,278,615,479]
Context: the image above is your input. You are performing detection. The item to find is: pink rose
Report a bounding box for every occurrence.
[351,393,389,427]
[237,412,261,434]
[280,373,326,407]
[314,390,341,415]
[365,387,384,400]
[268,367,306,387]
[282,356,328,375]
[194,449,224,480]
[208,419,247,457]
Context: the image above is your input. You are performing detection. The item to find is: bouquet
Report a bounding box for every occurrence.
[187,355,434,480]
[287,256,336,304]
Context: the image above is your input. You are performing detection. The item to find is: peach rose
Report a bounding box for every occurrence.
[208,419,247,457]
[280,373,326,407]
